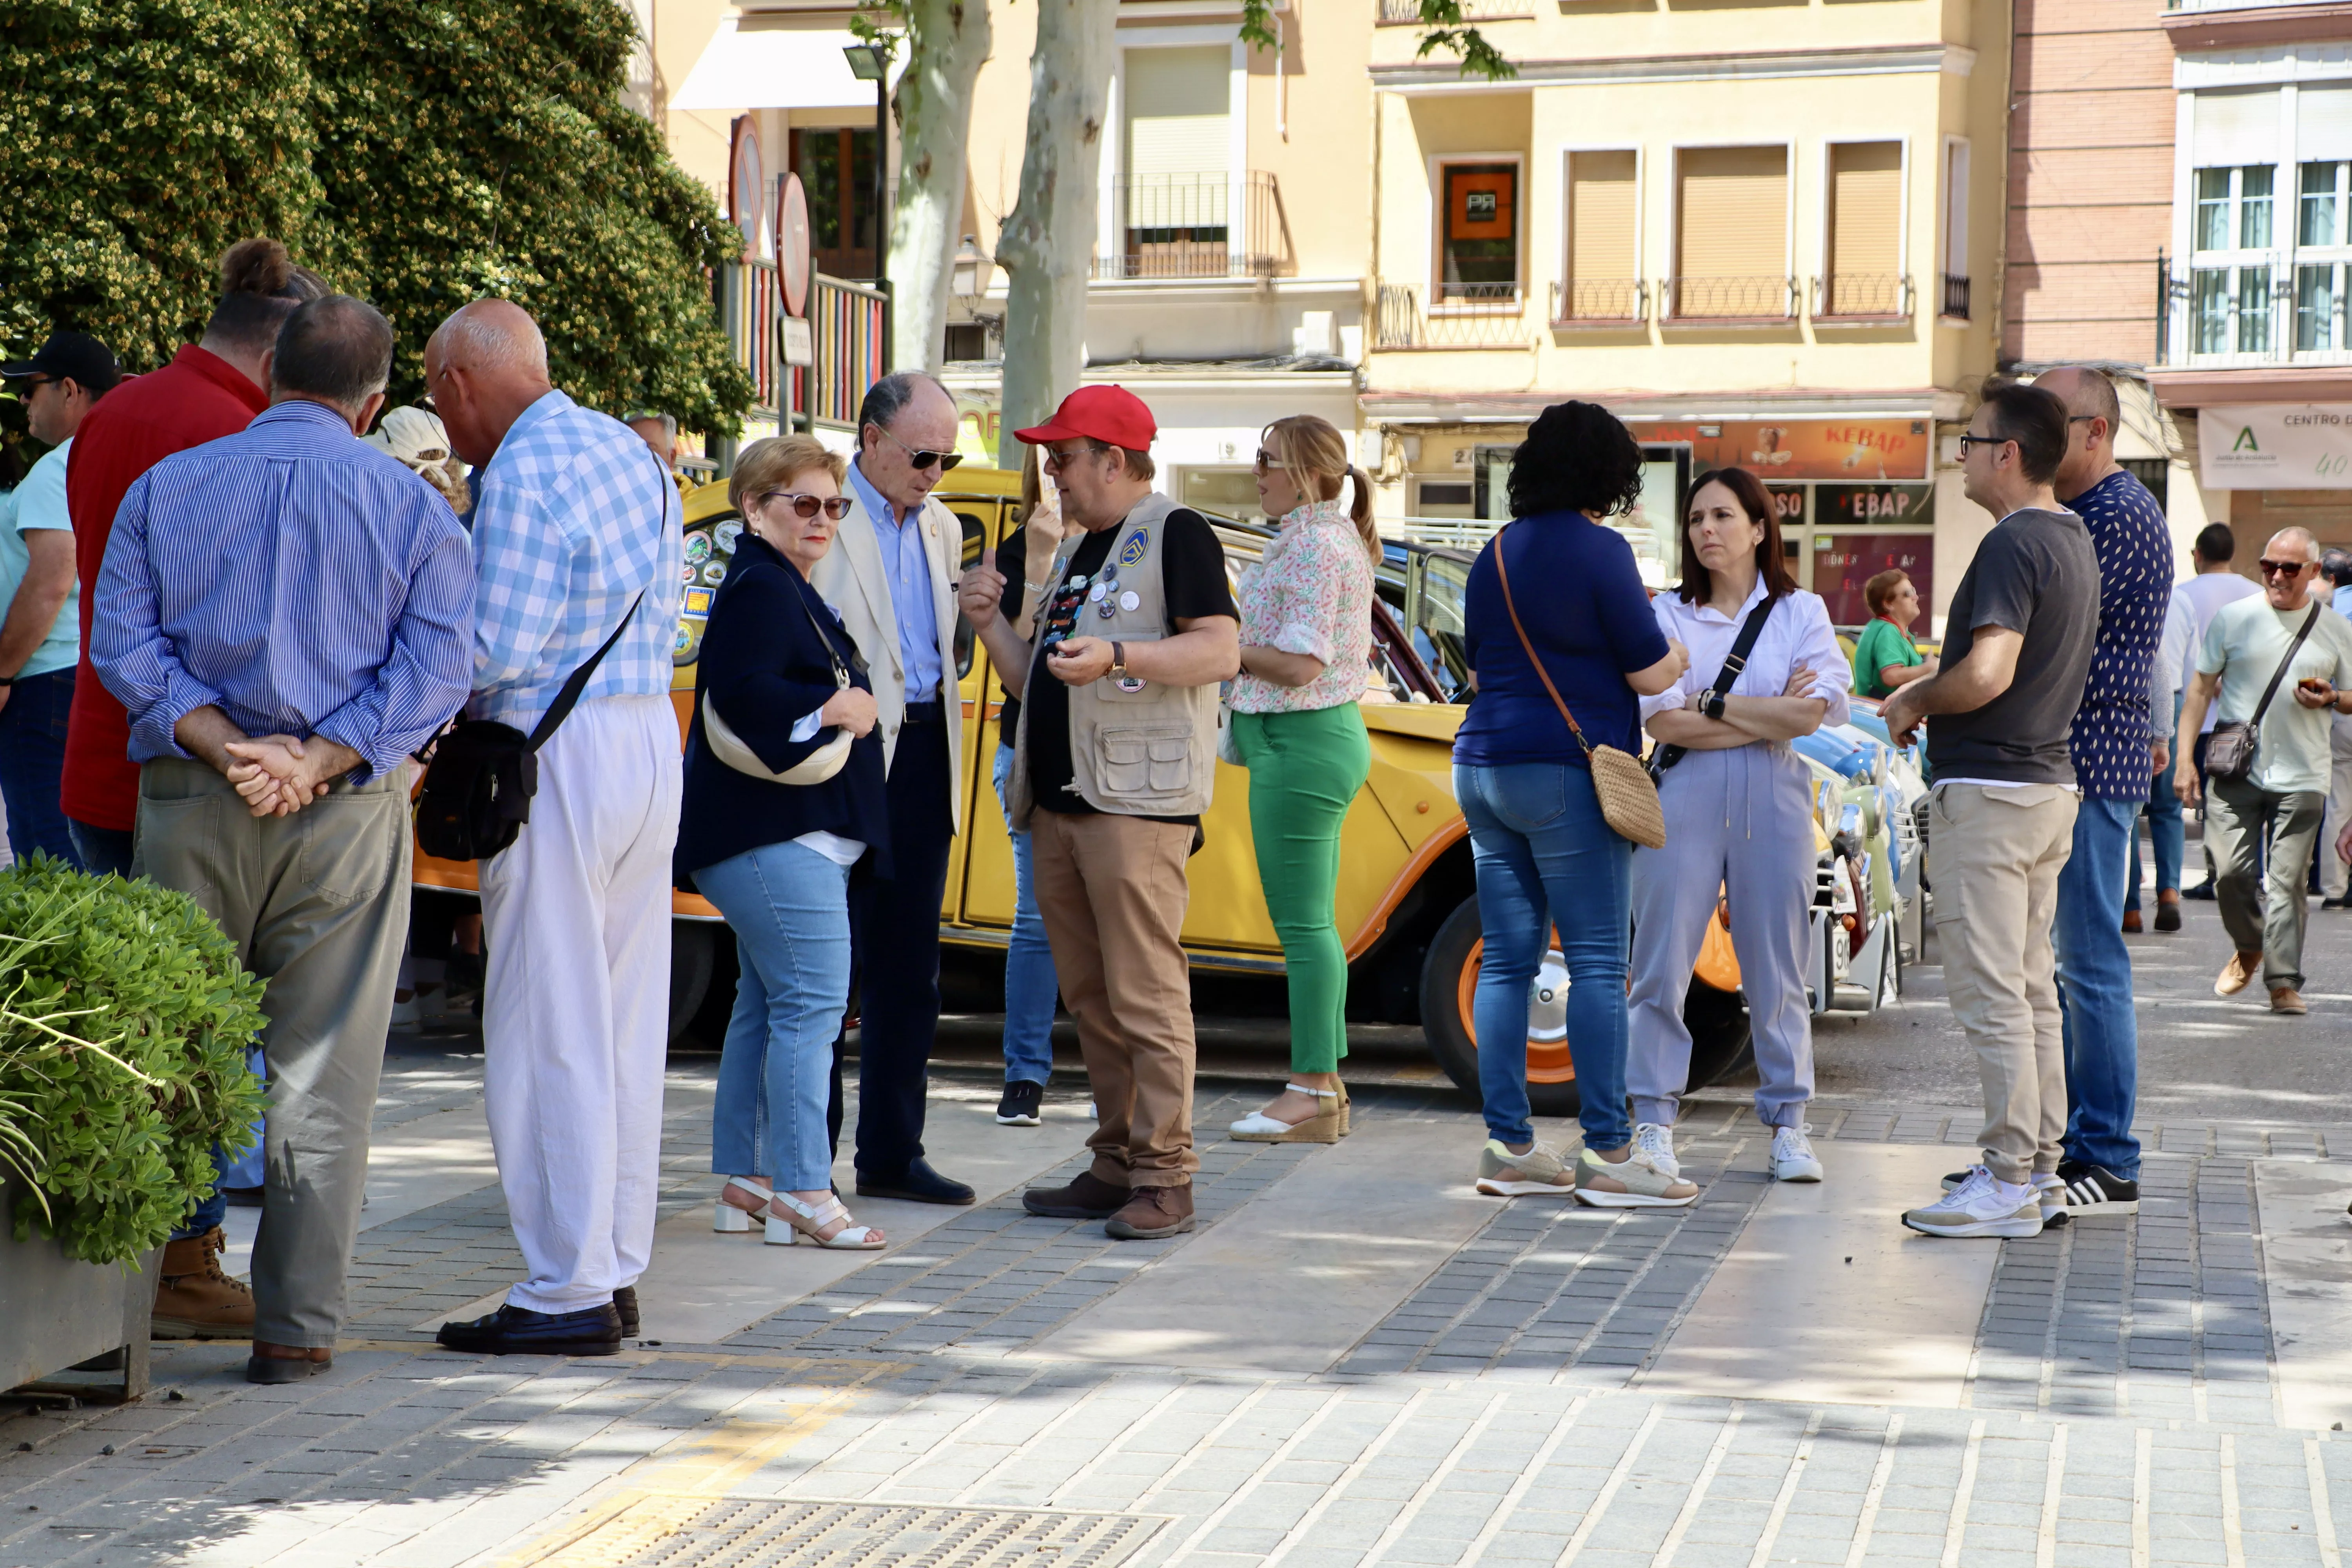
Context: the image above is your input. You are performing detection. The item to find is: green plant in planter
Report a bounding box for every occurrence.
[0,855,267,1267]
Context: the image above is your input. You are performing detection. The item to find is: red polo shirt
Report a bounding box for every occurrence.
[61,345,268,831]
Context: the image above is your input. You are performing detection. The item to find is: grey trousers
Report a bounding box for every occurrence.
[1628,744,1818,1131]
[134,757,411,1348]
[2205,773,2326,992]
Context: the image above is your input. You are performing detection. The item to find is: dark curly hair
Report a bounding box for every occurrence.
[1506,400,1648,520]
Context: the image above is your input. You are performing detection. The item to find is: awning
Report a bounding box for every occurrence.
[670,18,904,113]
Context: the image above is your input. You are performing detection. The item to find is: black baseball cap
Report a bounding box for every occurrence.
[1,331,121,396]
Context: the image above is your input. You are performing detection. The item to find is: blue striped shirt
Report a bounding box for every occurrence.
[90,399,474,780]
[468,390,682,730]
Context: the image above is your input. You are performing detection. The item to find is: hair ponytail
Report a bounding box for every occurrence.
[1345,465,1379,562]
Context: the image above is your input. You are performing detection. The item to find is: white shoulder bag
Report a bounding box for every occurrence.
[701,586,857,786]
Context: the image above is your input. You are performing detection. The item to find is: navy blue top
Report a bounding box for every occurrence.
[676,533,892,882]
[2065,469,2175,800]
[1452,513,1672,768]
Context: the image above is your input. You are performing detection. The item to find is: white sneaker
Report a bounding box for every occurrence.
[1941,1168,2067,1221]
[1769,1125,1823,1182]
[1632,1122,1679,1178]
[1902,1165,2043,1238]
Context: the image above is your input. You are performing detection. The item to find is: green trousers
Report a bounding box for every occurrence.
[1232,703,1372,1073]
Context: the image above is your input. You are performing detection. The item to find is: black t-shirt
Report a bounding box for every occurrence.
[996,524,1033,739]
[1024,507,1238,824]
[1924,506,2100,786]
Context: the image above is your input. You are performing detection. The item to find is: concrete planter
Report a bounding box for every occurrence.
[0,1173,158,1401]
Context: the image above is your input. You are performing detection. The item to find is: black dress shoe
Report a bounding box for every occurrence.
[855,1156,975,1206]
[436,1301,622,1356]
[613,1285,639,1339]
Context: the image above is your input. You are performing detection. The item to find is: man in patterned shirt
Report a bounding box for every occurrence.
[2038,367,2172,1220]
[424,301,684,1358]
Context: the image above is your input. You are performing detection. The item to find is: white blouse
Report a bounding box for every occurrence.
[1640,581,1853,732]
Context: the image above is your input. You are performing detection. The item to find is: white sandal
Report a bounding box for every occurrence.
[713,1176,774,1233]
[1230,1085,1343,1144]
[767,1190,886,1250]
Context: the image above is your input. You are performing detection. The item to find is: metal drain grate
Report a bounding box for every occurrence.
[534,1495,1167,1567]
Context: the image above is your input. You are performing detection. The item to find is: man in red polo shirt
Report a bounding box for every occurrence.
[62,238,324,876]
[62,237,323,1341]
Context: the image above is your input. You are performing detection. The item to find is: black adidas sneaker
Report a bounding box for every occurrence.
[2054,1159,2139,1216]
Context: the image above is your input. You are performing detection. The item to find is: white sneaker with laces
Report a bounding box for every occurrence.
[1902,1164,2043,1238]
[1632,1122,1679,1178]
[1770,1125,1823,1182]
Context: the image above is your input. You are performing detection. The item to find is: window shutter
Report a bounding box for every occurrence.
[1125,47,1230,179]
[2299,85,2352,163]
[1676,147,1787,281]
[2192,89,2280,168]
[1568,151,1638,285]
[1827,142,1902,312]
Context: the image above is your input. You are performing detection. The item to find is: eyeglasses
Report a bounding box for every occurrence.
[1954,433,2012,455]
[754,490,853,521]
[872,424,963,473]
[1252,450,1288,474]
[2259,558,2316,577]
[2067,415,2100,425]
[1042,441,1110,474]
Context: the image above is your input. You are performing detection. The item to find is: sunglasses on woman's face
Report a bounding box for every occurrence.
[755,490,852,521]
[1252,450,1288,475]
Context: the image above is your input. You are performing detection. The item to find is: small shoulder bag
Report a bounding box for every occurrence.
[2205,602,2321,781]
[701,583,857,786]
[1648,593,1777,782]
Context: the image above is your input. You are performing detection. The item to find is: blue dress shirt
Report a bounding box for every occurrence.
[2335,583,2352,619]
[91,399,474,780]
[845,459,944,702]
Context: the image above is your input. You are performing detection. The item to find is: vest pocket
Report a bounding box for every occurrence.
[1098,722,1194,798]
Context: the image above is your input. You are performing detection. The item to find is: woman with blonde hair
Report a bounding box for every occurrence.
[1227,416,1381,1142]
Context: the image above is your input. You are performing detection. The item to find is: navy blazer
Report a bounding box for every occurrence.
[676,533,893,882]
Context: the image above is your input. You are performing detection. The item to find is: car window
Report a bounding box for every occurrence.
[1413,554,1473,700]
[953,511,985,680]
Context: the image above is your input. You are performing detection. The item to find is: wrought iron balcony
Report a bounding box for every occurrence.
[1940,273,1971,320]
[1373,283,1535,349]
[1548,278,1648,326]
[2153,252,2352,368]
[1811,273,1913,321]
[1095,171,1290,281]
[1376,0,1531,18]
[1663,276,1800,322]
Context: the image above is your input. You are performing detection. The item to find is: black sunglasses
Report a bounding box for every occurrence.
[1954,433,2013,454]
[874,424,963,473]
[754,490,853,521]
[2259,557,2316,577]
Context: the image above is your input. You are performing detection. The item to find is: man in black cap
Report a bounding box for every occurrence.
[0,331,118,866]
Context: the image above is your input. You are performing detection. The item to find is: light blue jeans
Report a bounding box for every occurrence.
[993,743,1059,1083]
[1455,761,1635,1153]
[2056,795,2141,1181]
[698,839,855,1191]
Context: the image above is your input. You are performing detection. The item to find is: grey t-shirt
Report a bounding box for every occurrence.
[1925,505,2101,786]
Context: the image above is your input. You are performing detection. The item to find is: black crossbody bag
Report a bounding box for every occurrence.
[1648,594,1777,783]
[413,594,642,862]
[2205,602,2321,782]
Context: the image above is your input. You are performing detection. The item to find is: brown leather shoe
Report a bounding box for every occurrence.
[1105,1183,1196,1240]
[2216,951,2263,997]
[1024,1171,1129,1220]
[2121,909,2142,933]
[246,1341,331,1385]
[2271,986,2308,1015]
[153,1225,256,1340]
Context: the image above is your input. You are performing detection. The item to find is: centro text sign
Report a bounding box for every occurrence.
[2198,405,2352,488]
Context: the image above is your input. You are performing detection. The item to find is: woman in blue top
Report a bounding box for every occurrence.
[680,436,893,1251]
[1454,401,1695,1208]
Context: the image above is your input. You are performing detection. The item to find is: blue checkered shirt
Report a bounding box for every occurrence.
[468,390,682,730]
[2067,468,2176,799]
[90,399,474,780]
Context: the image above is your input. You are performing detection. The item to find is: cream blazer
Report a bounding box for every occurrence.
[808,484,965,834]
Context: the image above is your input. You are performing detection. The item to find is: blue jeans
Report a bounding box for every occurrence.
[699,839,855,1192]
[0,668,82,868]
[1455,761,1634,1152]
[69,818,135,878]
[992,744,1058,1083]
[2125,766,2184,910]
[2056,795,2141,1180]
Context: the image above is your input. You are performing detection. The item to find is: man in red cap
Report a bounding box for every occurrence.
[960,385,1239,1240]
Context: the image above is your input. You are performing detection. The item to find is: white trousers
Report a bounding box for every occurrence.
[480,695,682,1314]
[2324,715,2352,900]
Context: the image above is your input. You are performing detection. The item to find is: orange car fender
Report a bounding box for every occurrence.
[1342,815,1470,962]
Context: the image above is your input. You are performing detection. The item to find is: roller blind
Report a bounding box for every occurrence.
[1943,141,1969,273]
[1125,47,1229,178]
[1568,151,1638,282]
[1829,142,1902,279]
[2192,89,2281,169]
[1677,146,1787,279]
[2300,85,2352,163]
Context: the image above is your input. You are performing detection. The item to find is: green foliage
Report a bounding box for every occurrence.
[0,857,267,1267]
[0,0,756,434]
[1239,0,1515,82]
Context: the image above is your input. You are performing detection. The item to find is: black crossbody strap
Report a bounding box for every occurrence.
[525,591,646,752]
[1706,594,1778,702]
[2247,603,2323,731]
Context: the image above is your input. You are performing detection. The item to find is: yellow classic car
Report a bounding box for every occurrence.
[412,466,1756,1115]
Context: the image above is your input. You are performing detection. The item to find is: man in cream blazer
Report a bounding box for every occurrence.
[809,371,972,1205]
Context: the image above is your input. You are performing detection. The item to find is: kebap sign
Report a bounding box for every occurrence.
[2198,406,2352,488]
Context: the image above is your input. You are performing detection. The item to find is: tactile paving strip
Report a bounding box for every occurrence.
[530,1495,1167,1567]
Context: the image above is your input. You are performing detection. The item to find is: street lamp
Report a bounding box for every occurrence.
[842,42,890,287]
[952,236,991,305]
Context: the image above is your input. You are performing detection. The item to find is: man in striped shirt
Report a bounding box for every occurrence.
[424,300,683,1359]
[91,295,474,1383]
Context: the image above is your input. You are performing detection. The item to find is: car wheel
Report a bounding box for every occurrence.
[1420,898,1583,1120]
[1682,978,1753,1092]
[669,921,717,1045]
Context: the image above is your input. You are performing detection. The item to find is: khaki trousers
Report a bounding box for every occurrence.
[134,757,412,1348]
[1928,783,2078,1186]
[1029,809,1199,1187]
[2205,774,2326,993]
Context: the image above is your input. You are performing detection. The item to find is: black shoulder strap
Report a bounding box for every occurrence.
[2248,602,2324,730]
[1707,594,1778,699]
[526,592,645,751]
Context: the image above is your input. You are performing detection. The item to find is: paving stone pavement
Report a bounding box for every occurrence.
[4,1047,2350,1567]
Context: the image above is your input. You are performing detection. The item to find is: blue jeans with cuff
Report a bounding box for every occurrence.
[0,667,81,868]
[2056,794,2141,1181]
[992,744,1058,1084]
[1455,761,1634,1154]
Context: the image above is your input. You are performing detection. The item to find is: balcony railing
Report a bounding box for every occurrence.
[1376,0,1530,18]
[1812,273,1912,320]
[2153,252,2352,368]
[1940,272,1971,320]
[1373,283,1535,349]
[1549,278,1648,326]
[1096,171,1290,281]
[1664,275,1800,321]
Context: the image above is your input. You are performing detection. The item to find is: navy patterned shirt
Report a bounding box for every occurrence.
[2067,468,2175,799]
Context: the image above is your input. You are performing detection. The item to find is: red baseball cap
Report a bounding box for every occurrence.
[1013,384,1157,453]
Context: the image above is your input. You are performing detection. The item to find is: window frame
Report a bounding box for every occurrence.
[1815,135,1911,321]
[1556,143,1646,325]
[1427,151,1528,310]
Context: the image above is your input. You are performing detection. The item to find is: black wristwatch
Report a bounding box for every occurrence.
[1702,689,1726,721]
[0,673,16,688]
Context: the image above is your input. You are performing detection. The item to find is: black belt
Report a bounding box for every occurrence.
[902,700,946,725]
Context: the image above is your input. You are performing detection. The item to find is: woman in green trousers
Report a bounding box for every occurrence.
[1227,416,1379,1143]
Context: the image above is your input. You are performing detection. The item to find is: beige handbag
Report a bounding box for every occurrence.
[1493,524,1669,851]
[701,588,857,786]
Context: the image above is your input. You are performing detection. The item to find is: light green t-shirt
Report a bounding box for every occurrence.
[2199,594,2352,794]
[1851,615,1921,700]
[0,439,79,680]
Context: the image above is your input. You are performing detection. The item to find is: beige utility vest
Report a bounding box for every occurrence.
[1009,491,1221,827]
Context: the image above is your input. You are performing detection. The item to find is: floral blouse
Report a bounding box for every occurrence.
[1231,497,1376,714]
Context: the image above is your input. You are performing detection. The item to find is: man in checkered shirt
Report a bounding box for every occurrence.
[423,300,683,1357]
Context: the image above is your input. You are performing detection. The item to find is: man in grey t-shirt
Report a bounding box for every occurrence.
[1882,383,2099,1240]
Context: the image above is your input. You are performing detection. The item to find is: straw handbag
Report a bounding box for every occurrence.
[1493,526,1668,851]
